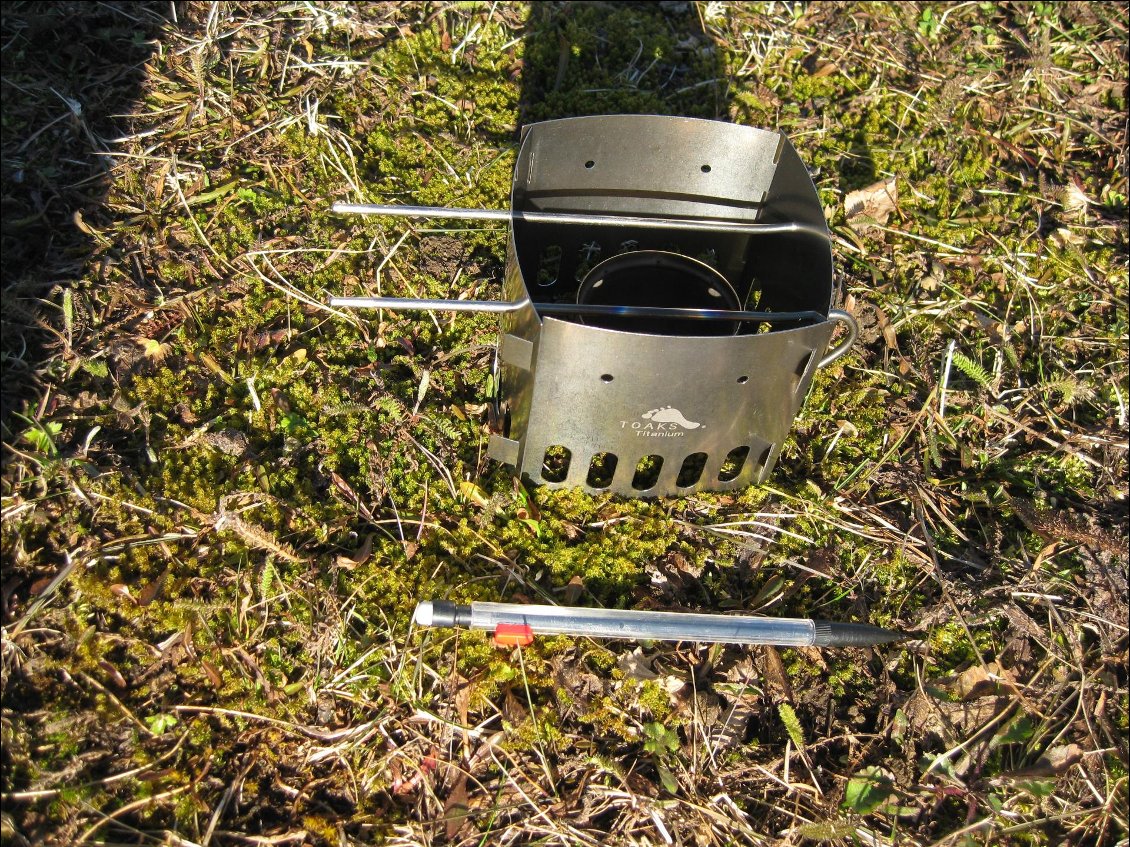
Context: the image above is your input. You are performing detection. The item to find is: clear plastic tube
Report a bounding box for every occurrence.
[466,601,816,646]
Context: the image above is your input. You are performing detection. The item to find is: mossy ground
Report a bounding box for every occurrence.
[2,2,1127,846]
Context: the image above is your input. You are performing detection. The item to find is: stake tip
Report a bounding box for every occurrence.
[814,621,911,648]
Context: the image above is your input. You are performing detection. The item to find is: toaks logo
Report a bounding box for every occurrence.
[620,407,702,437]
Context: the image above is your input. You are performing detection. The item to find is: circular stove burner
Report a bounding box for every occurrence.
[576,250,740,336]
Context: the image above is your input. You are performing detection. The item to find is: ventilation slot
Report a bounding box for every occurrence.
[631,455,664,491]
[718,446,750,482]
[792,351,814,393]
[575,241,603,281]
[586,453,618,489]
[677,453,708,488]
[537,245,562,288]
[756,446,772,471]
[541,446,571,483]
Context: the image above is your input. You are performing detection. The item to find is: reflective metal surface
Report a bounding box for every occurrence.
[332,202,831,240]
[488,116,852,496]
[328,296,826,325]
[333,115,858,497]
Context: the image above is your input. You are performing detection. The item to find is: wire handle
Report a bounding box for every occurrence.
[817,309,859,368]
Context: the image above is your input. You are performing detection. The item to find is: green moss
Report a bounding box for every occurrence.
[4,3,1126,843]
[637,679,674,722]
[929,620,978,669]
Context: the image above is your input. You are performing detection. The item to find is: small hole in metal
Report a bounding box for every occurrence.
[757,446,772,469]
[701,164,711,173]
[600,374,614,383]
[586,453,618,489]
[737,375,749,384]
[575,240,603,281]
[719,446,750,482]
[677,453,707,488]
[537,245,562,288]
[792,351,814,393]
[585,160,595,169]
[632,455,664,491]
[542,446,571,483]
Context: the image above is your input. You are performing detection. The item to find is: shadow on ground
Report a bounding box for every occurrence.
[519,1,729,126]
[0,2,169,455]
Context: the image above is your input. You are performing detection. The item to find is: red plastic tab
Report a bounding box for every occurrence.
[492,623,535,648]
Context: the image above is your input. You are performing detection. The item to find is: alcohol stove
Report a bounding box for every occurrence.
[332,115,857,498]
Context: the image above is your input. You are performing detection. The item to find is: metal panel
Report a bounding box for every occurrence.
[515,318,835,497]
[332,115,853,498]
[515,116,781,214]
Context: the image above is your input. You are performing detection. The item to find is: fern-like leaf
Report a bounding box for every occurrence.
[778,703,806,748]
[260,560,277,603]
[951,351,991,388]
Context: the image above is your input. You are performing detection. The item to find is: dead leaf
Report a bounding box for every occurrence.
[452,672,471,729]
[759,645,796,705]
[204,429,251,457]
[230,646,271,692]
[109,583,135,603]
[201,659,224,689]
[328,470,374,521]
[905,689,1010,741]
[1049,227,1085,248]
[804,548,837,578]
[389,758,407,795]
[72,209,99,237]
[551,653,605,717]
[618,648,659,681]
[845,177,898,226]
[882,322,898,350]
[564,575,584,604]
[802,51,839,78]
[138,566,170,606]
[796,645,828,672]
[1010,497,1124,554]
[874,307,899,351]
[502,685,528,725]
[952,662,1018,701]
[443,773,470,840]
[710,700,754,752]
[1003,743,1084,778]
[335,534,372,569]
[100,660,127,689]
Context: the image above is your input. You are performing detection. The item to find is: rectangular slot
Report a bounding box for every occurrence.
[718,446,750,482]
[677,452,708,488]
[541,445,572,483]
[631,455,664,491]
[586,452,618,489]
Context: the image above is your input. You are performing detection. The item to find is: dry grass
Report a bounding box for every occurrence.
[1,2,1127,846]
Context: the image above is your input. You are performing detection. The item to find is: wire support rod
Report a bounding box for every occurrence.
[328,296,826,324]
[332,202,830,241]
